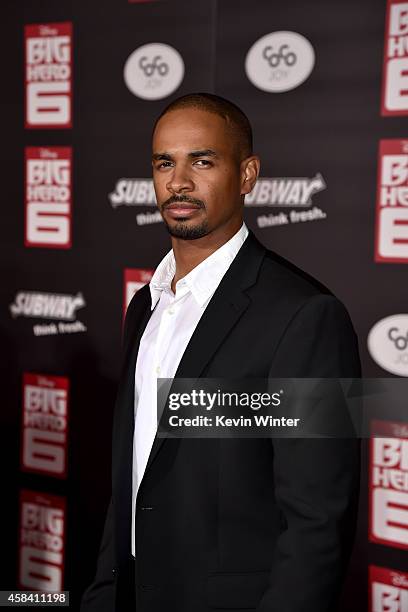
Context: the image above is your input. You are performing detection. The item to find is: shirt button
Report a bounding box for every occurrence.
[167,307,174,315]
[155,366,161,374]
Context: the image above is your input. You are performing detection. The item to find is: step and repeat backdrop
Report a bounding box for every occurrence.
[1,0,408,609]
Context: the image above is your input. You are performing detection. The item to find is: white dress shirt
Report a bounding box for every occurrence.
[131,222,249,557]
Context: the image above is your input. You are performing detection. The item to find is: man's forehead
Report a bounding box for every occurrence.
[154,109,227,140]
[152,109,239,159]
[156,107,224,127]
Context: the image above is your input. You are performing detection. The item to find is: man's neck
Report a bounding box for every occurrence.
[170,220,243,293]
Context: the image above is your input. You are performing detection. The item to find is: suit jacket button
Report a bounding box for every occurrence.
[112,567,117,575]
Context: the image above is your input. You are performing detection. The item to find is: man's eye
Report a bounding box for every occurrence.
[157,161,172,169]
[194,159,212,166]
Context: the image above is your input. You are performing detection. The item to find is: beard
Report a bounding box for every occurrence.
[163,218,210,240]
[160,194,209,240]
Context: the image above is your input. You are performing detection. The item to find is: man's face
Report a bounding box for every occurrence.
[152,108,248,241]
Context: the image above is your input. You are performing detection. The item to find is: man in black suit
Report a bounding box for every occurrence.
[81,93,361,612]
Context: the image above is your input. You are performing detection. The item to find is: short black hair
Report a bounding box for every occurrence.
[153,92,253,160]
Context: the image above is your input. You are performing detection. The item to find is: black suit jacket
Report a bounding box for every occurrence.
[81,230,361,612]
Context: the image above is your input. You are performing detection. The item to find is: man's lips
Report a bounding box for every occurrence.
[163,202,203,218]
[165,203,202,210]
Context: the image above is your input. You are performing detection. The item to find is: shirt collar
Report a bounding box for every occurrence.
[149,222,249,309]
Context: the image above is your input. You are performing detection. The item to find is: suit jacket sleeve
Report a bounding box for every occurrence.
[257,294,361,612]
[80,289,147,612]
[80,498,116,612]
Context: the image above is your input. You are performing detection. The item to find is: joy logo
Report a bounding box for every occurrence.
[389,327,408,351]
[245,31,315,93]
[368,314,408,376]
[139,56,169,77]
[124,43,184,100]
[262,45,297,69]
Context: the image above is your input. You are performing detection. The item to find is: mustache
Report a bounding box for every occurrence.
[162,195,205,209]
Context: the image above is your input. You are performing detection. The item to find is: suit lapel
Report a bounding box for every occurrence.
[143,230,266,475]
[174,230,266,377]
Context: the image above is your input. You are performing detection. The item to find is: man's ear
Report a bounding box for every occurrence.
[240,155,260,195]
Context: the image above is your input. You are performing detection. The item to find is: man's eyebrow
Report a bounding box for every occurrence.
[188,149,218,158]
[152,152,172,161]
[152,149,218,161]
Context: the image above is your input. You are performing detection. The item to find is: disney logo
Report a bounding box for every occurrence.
[391,571,408,587]
[391,424,408,438]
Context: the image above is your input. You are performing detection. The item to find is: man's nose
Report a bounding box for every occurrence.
[166,166,194,194]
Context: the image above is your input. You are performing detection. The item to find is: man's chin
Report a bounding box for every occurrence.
[164,219,210,240]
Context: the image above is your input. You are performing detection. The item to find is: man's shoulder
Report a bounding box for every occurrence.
[260,246,333,300]
[123,283,151,337]
[130,281,151,304]
[126,282,151,316]
[245,229,334,308]
[250,242,359,370]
